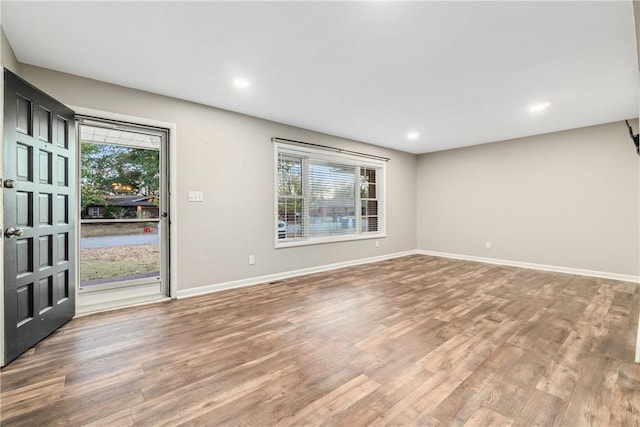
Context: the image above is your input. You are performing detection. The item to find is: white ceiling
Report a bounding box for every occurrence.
[2,1,638,154]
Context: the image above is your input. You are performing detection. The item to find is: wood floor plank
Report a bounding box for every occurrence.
[536,330,586,401]
[512,389,567,427]
[81,409,134,427]
[273,374,380,426]
[609,383,640,427]
[561,355,624,427]
[463,406,513,427]
[0,376,66,420]
[1,254,638,426]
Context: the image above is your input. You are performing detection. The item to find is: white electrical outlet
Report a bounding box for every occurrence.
[375,240,380,248]
[188,191,204,202]
[249,255,255,265]
[485,242,491,249]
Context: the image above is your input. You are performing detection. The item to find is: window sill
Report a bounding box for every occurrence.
[275,232,386,249]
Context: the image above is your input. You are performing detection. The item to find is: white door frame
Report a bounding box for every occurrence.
[71,106,178,306]
[1,70,6,367]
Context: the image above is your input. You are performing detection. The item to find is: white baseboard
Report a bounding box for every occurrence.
[417,250,640,284]
[177,250,417,299]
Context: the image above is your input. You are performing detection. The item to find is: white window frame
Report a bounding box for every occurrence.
[274,142,386,248]
[88,206,101,217]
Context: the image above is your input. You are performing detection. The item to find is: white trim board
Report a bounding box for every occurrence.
[418,250,640,284]
[177,250,416,299]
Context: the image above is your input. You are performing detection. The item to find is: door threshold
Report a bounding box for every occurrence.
[76,293,170,316]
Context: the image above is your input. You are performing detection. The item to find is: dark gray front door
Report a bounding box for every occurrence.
[3,69,76,365]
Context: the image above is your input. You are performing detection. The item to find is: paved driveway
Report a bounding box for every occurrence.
[80,234,159,249]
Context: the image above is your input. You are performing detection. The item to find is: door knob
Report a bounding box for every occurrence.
[5,228,23,238]
[4,179,16,188]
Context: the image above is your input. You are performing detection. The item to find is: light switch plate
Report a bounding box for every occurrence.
[188,191,204,202]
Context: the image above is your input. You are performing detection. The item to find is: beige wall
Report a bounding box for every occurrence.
[1,27,19,73]
[634,1,640,69]
[16,64,417,291]
[417,121,640,276]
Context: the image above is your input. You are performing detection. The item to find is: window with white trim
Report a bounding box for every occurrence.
[88,206,101,217]
[275,142,385,247]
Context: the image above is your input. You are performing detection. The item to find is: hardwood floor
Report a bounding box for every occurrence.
[1,254,639,426]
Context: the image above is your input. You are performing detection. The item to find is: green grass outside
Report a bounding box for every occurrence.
[81,222,158,238]
[80,244,159,282]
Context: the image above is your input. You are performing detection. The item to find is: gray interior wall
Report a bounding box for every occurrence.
[16,64,418,291]
[417,121,640,276]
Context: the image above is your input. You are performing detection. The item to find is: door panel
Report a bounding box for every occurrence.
[3,69,76,365]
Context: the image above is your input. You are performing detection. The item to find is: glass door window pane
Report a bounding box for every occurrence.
[80,222,160,287]
[79,124,163,291]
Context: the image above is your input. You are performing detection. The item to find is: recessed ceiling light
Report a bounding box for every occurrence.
[233,77,250,88]
[529,102,550,113]
[407,131,420,140]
